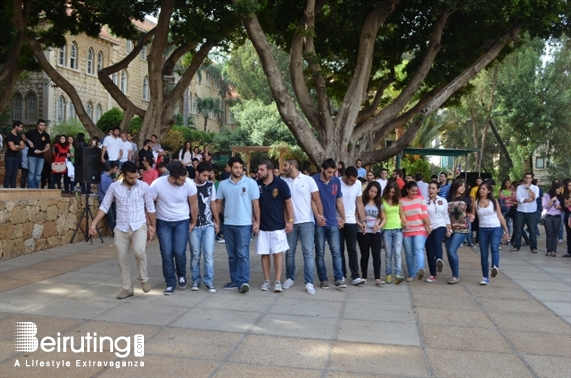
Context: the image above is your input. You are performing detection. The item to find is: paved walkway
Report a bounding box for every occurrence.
[0,235,570,377]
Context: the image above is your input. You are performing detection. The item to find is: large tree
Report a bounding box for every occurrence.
[235,0,569,166]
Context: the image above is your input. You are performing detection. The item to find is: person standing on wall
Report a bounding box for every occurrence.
[24,119,51,189]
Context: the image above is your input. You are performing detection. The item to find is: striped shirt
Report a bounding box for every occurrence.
[401,196,428,237]
[99,179,156,233]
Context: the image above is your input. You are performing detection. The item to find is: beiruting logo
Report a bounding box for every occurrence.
[14,322,144,358]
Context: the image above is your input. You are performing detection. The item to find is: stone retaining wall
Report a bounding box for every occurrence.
[0,189,110,259]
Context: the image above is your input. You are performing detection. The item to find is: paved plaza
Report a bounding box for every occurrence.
[0,235,570,377]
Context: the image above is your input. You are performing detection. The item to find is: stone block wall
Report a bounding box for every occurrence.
[0,189,110,259]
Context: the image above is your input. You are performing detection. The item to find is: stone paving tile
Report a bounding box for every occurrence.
[0,286,60,313]
[421,324,512,353]
[426,349,533,377]
[172,307,260,333]
[0,314,83,341]
[145,328,242,360]
[468,285,535,300]
[1,267,63,282]
[199,292,277,312]
[503,331,571,357]
[522,354,571,378]
[268,297,343,318]
[228,335,329,369]
[479,297,550,314]
[214,363,321,378]
[25,297,120,320]
[343,302,415,323]
[27,259,94,272]
[542,301,571,317]
[512,279,570,291]
[328,343,427,376]
[252,313,338,339]
[527,288,571,303]
[326,372,392,378]
[415,307,496,328]
[0,338,21,362]
[92,301,189,326]
[337,319,420,346]
[345,289,412,306]
[0,278,29,292]
[97,356,218,378]
[411,292,481,311]
[68,321,161,351]
[487,312,571,335]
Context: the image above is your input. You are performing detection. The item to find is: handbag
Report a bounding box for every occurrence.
[506,206,516,219]
[51,152,66,173]
[539,204,554,226]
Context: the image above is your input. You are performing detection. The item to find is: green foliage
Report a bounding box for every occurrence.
[96,107,123,134]
[161,128,185,152]
[170,126,214,149]
[50,118,89,141]
[402,158,432,182]
[129,116,143,135]
[196,97,223,131]
[268,141,309,164]
[212,125,251,153]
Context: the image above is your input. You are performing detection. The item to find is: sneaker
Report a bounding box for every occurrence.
[385,275,393,284]
[416,268,425,280]
[425,275,437,283]
[240,283,250,293]
[531,249,538,253]
[116,289,134,299]
[274,281,283,292]
[178,277,187,289]
[395,275,405,284]
[261,280,270,291]
[217,238,225,244]
[305,283,316,295]
[448,277,459,285]
[283,278,294,289]
[163,286,175,295]
[223,282,238,290]
[320,281,330,289]
[191,282,199,291]
[510,247,520,252]
[480,278,490,285]
[335,279,347,289]
[436,259,443,273]
[205,284,217,293]
[375,279,385,286]
[491,266,499,278]
[559,239,564,244]
[141,281,151,293]
[352,278,366,285]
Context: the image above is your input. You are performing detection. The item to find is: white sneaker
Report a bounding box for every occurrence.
[305,283,315,295]
[283,278,294,289]
[261,280,270,291]
[352,278,366,285]
[274,281,283,292]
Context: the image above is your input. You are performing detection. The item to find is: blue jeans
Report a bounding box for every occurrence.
[513,211,538,250]
[27,156,44,188]
[425,226,446,276]
[223,224,252,286]
[445,232,464,278]
[3,155,20,188]
[502,211,513,238]
[156,218,189,288]
[478,227,502,278]
[315,225,343,282]
[99,200,116,235]
[286,222,315,284]
[189,225,215,286]
[403,234,427,277]
[383,229,403,276]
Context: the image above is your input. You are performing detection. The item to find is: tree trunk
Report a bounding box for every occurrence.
[489,118,514,169]
[0,32,24,114]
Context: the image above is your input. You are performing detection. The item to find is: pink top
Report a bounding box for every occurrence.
[401,196,428,237]
[142,169,158,186]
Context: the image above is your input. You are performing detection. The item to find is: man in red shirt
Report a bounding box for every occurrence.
[392,169,405,190]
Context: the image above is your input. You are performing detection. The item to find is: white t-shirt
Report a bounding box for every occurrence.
[102,135,123,161]
[283,173,319,224]
[150,176,197,221]
[476,200,501,228]
[376,178,388,195]
[339,179,362,224]
[119,141,131,162]
[417,181,429,200]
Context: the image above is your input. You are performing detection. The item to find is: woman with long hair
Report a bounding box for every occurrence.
[473,181,509,285]
[66,135,75,192]
[401,181,431,282]
[357,181,386,286]
[498,178,516,243]
[382,181,406,284]
[560,179,571,258]
[445,178,474,284]
[424,182,451,283]
[49,135,70,191]
[179,141,193,176]
[336,161,345,177]
[542,182,563,257]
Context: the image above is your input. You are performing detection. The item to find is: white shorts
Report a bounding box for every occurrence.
[256,229,289,255]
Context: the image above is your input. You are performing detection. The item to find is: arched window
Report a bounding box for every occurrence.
[25,91,38,123]
[12,92,23,121]
[192,93,198,114]
[143,76,149,100]
[95,104,102,123]
[111,72,118,85]
[120,70,127,94]
[187,91,192,114]
[87,48,94,74]
[70,42,78,69]
[86,102,93,120]
[58,45,67,66]
[57,96,66,123]
[141,45,147,60]
[97,51,103,72]
[126,40,132,53]
[206,71,211,86]
[69,102,76,119]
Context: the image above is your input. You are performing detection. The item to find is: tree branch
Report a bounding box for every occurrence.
[162,41,198,76]
[355,70,395,124]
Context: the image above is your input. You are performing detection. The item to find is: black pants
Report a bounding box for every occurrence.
[20,168,28,188]
[357,232,382,279]
[543,215,561,253]
[340,223,360,279]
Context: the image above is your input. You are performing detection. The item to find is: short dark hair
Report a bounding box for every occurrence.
[143,139,151,146]
[156,162,166,169]
[112,126,121,131]
[394,169,403,177]
[228,156,244,168]
[104,162,117,172]
[196,161,212,174]
[524,172,533,178]
[356,159,362,163]
[37,119,46,125]
[13,120,23,128]
[151,134,158,139]
[121,161,137,175]
[415,173,423,181]
[259,160,274,170]
[321,158,336,170]
[169,164,188,179]
[287,159,299,170]
[192,158,199,163]
[439,172,448,177]
[345,166,358,178]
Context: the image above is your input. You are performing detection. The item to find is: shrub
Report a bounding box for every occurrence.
[96,107,123,133]
[50,118,90,143]
[129,116,143,135]
[161,128,186,151]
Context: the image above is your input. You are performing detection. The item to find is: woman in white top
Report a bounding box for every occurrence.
[472,181,509,285]
[179,142,193,172]
[424,182,452,283]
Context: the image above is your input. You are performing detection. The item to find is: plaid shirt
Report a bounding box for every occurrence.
[99,179,156,233]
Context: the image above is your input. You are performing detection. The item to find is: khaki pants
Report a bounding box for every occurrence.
[114,225,148,291]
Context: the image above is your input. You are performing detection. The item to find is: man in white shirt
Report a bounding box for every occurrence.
[376,168,389,195]
[119,132,132,168]
[282,159,325,295]
[127,132,138,164]
[416,173,429,199]
[150,163,199,295]
[339,166,366,285]
[511,172,540,253]
[101,127,123,164]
